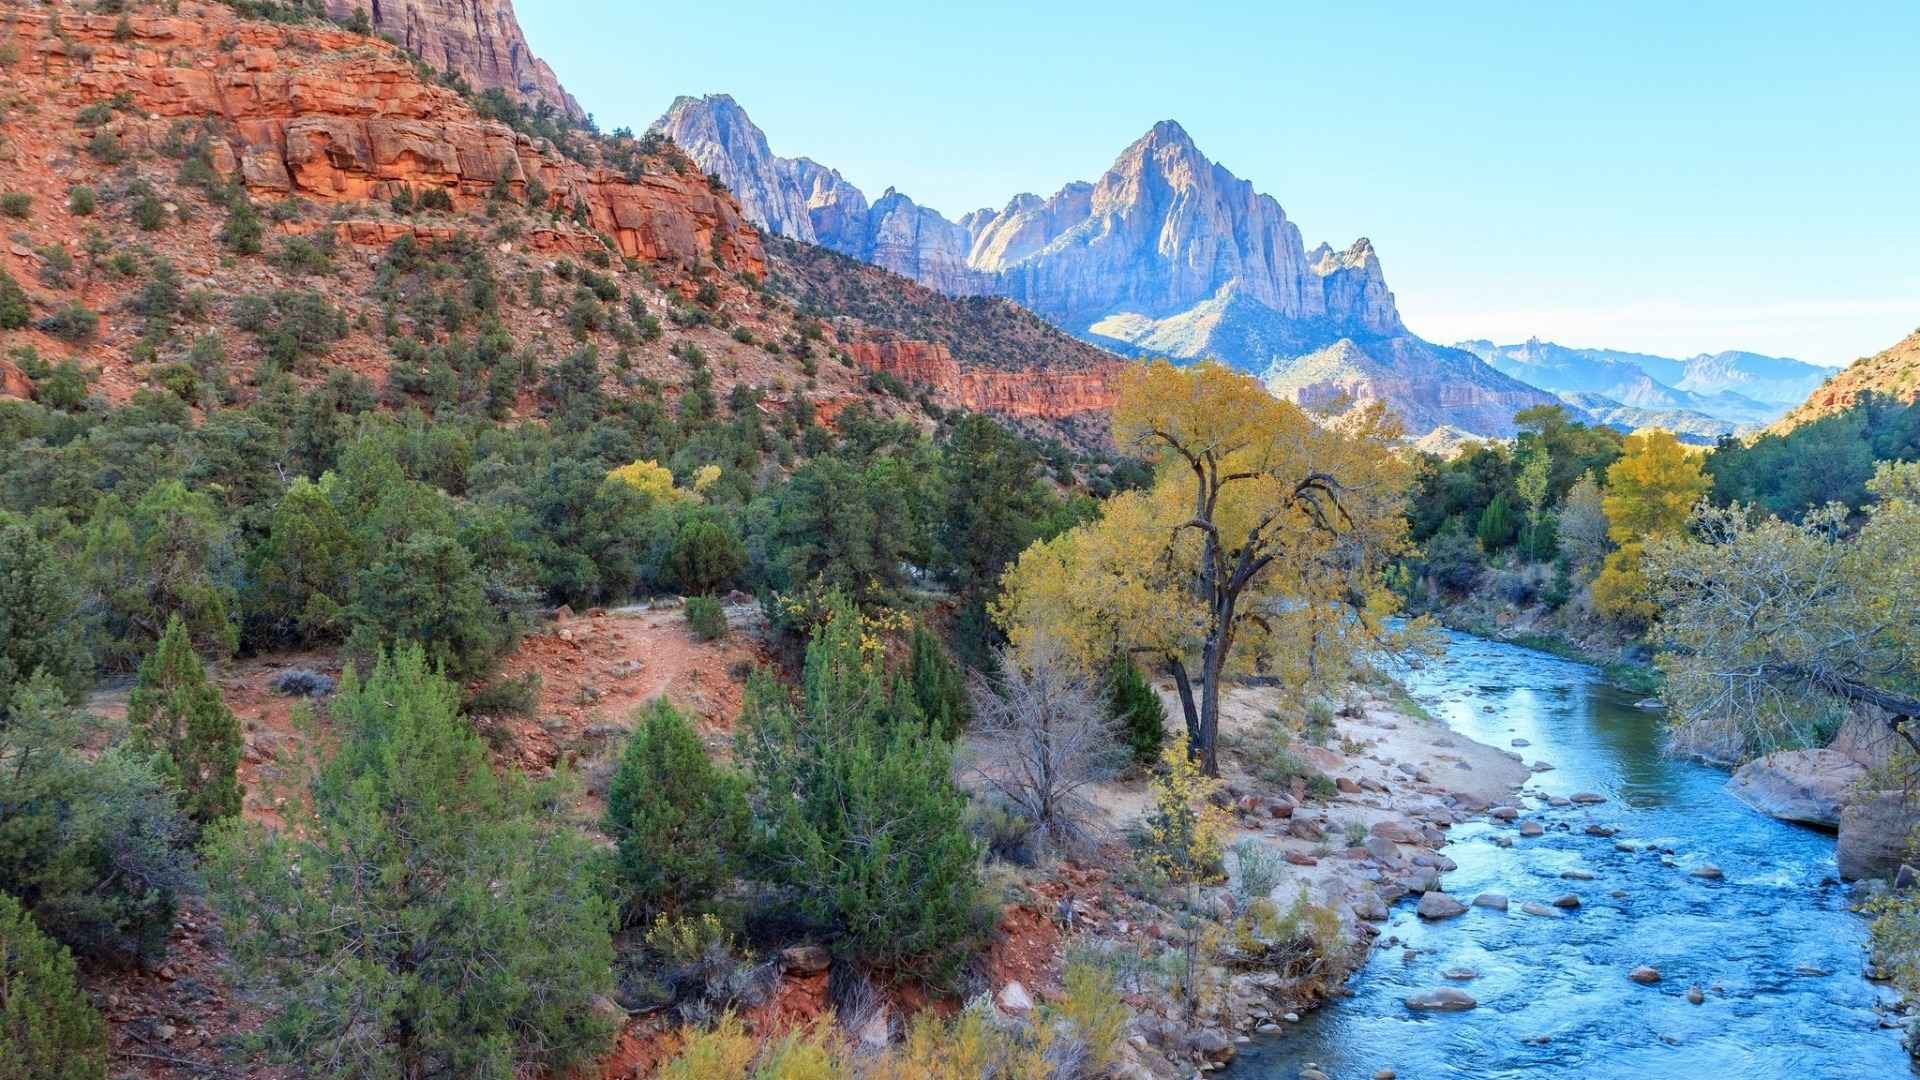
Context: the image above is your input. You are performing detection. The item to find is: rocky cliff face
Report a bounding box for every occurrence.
[45,10,757,271]
[1771,328,1920,433]
[322,0,582,119]
[0,6,1119,438]
[653,97,1558,436]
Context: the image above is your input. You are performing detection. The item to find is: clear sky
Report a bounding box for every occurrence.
[518,1,1920,366]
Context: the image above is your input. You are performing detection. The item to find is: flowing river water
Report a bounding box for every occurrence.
[1239,629,1910,1079]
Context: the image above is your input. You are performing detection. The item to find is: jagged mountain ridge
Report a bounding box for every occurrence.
[1457,337,1830,426]
[653,95,1559,436]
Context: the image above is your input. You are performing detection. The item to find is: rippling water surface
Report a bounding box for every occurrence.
[1238,629,1909,1079]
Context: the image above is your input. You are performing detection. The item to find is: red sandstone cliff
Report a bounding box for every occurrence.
[35,8,759,272]
[843,338,1121,420]
[322,0,583,119]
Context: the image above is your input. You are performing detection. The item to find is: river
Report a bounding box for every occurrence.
[1238,628,1910,1079]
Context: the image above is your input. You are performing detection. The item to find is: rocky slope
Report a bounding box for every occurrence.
[1770,327,1920,433]
[321,0,582,119]
[0,3,1114,440]
[654,96,1558,437]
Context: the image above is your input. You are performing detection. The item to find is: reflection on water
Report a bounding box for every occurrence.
[1238,629,1910,1079]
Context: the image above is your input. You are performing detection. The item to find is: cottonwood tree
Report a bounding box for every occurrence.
[1593,429,1710,626]
[1647,461,1920,757]
[995,361,1414,774]
[969,640,1121,854]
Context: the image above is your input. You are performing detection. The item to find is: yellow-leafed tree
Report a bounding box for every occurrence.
[1592,430,1710,626]
[994,360,1414,774]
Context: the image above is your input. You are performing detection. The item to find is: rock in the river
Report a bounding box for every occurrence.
[1442,967,1480,980]
[1489,805,1520,821]
[1518,820,1545,837]
[1629,965,1662,984]
[1417,892,1468,920]
[1552,893,1582,908]
[1690,863,1724,880]
[1569,792,1608,805]
[1472,892,1509,911]
[1686,984,1705,1004]
[1562,868,1595,880]
[1521,901,1562,918]
[1404,987,1478,1011]
[1727,748,1865,829]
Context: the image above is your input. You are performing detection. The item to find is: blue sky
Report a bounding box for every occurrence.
[518,2,1920,366]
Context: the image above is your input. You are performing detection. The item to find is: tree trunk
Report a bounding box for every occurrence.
[1167,657,1200,755]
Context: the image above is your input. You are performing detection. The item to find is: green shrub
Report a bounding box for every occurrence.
[661,516,745,597]
[130,185,168,231]
[218,197,263,254]
[684,594,727,641]
[0,270,28,329]
[206,646,618,1078]
[0,515,94,720]
[126,614,243,829]
[605,699,749,922]
[268,232,335,275]
[0,677,197,967]
[737,597,985,981]
[1,192,31,218]
[38,304,99,343]
[0,892,108,1080]
[1108,657,1167,765]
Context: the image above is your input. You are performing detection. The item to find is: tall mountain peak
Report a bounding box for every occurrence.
[657,95,1555,435]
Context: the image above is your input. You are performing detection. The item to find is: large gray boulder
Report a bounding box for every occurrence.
[1727,748,1865,829]
[1839,791,1919,881]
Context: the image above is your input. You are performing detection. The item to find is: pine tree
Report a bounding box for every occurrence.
[907,623,970,740]
[127,614,242,828]
[0,892,108,1080]
[738,597,984,981]
[206,646,617,1078]
[605,698,749,922]
[0,514,92,720]
[1107,657,1167,765]
[1476,492,1517,552]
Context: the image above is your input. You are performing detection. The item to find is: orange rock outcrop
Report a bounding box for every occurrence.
[844,338,1122,420]
[23,8,761,273]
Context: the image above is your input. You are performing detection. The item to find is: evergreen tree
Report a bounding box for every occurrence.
[737,598,984,981]
[1475,492,1518,552]
[604,698,749,922]
[660,515,746,596]
[906,623,971,741]
[0,892,108,1080]
[206,646,617,1079]
[245,476,355,646]
[0,675,196,967]
[1107,657,1168,766]
[0,514,92,719]
[126,614,242,828]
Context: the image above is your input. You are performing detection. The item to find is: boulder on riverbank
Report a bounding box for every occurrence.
[1840,791,1917,881]
[1727,748,1865,829]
